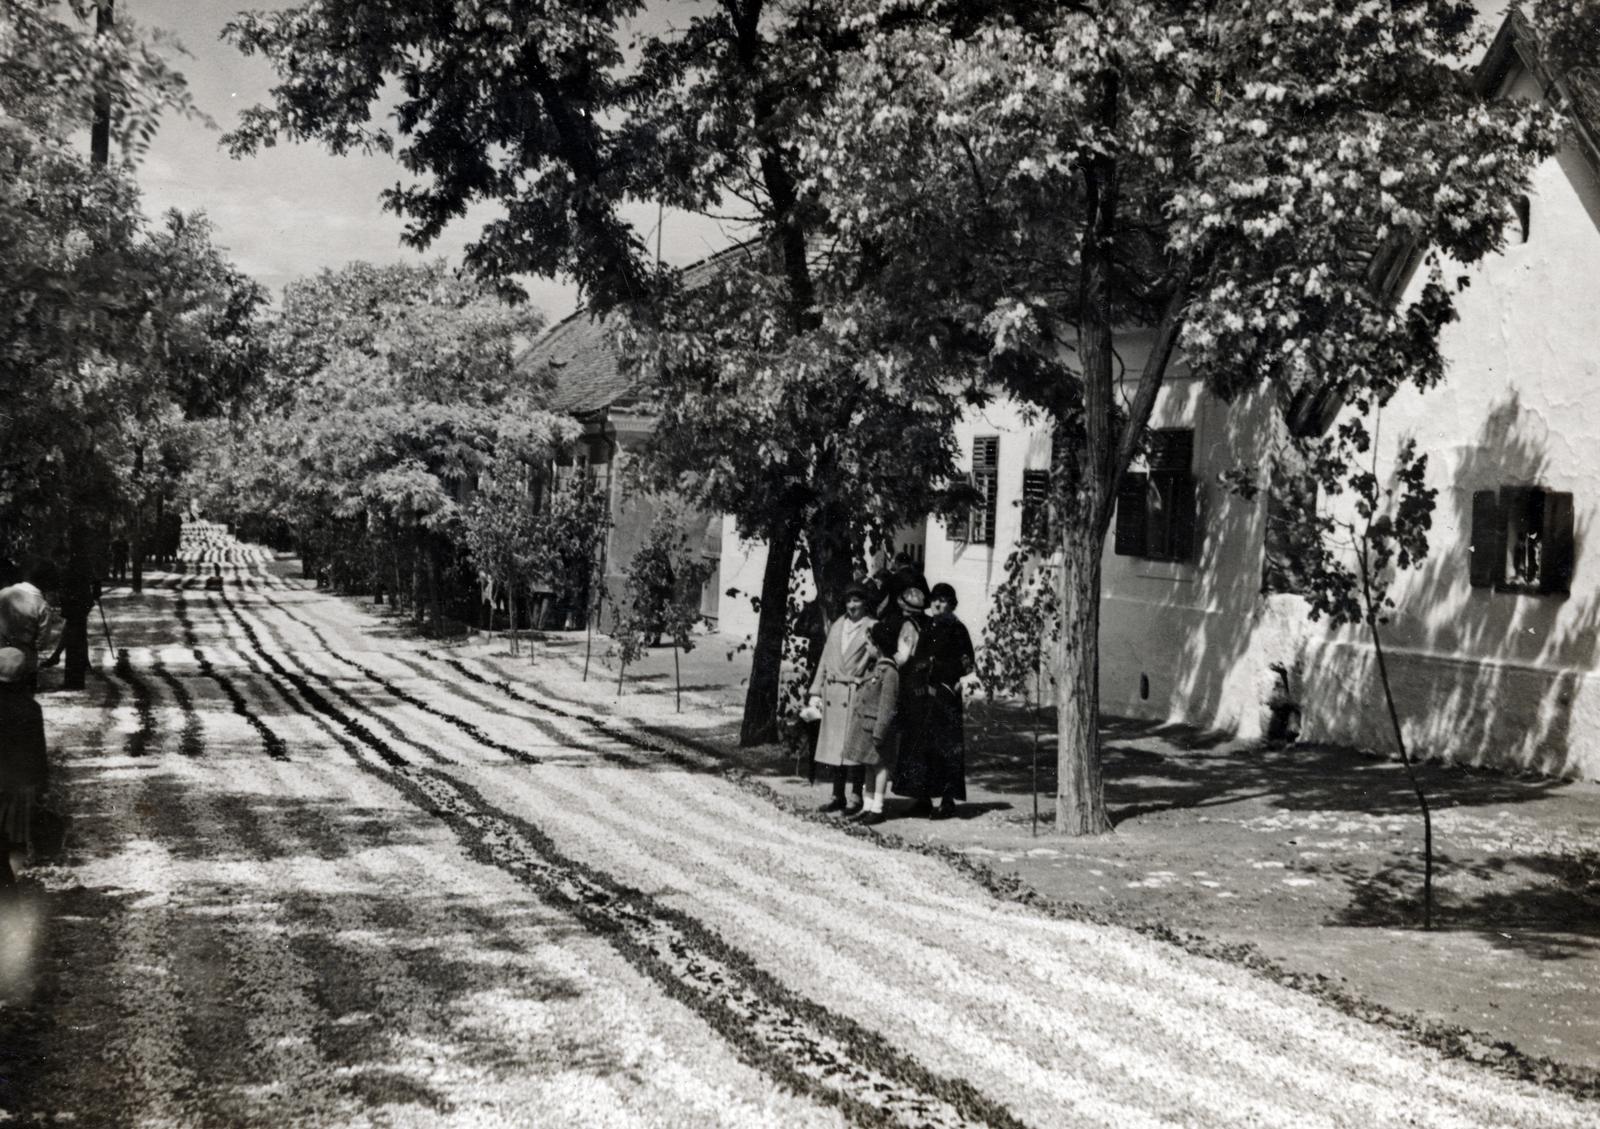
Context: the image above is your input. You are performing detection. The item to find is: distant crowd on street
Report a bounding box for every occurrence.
[800,553,977,826]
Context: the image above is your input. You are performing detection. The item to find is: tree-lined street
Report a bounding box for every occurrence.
[0,551,1594,1127]
[6,3,1600,1124]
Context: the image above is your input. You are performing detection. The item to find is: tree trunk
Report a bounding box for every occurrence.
[411,527,425,626]
[130,443,144,593]
[426,537,442,634]
[740,517,799,747]
[91,3,113,167]
[806,515,856,624]
[131,514,144,593]
[391,547,405,615]
[1053,527,1111,834]
[1054,67,1120,836]
[61,555,95,692]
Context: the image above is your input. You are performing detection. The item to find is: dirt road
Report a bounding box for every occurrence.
[1,562,1592,1127]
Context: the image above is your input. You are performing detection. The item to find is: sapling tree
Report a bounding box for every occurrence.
[1231,419,1440,927]
[804,0,1579,833]
[611,507,713,710]
[528,471,612,636]
[463,458,538,654]
[977,500,1060,837]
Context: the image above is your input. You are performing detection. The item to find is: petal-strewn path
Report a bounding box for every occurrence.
[1,558,1594,1128]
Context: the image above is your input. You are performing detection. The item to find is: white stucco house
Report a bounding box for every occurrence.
[719,14,1600,780]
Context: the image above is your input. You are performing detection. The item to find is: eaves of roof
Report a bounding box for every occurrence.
[514,242,764,419]
[1474,9,1600,182]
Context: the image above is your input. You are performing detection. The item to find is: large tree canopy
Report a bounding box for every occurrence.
[226,0,969,744]
[1,1,262,684]
[802,0,1585,831]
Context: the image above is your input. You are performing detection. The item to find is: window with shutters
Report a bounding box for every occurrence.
[950,436,1000,545]
[1114,429,1198,562]
[1470,486,1574,595]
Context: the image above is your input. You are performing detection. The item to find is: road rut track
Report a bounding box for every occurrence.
[193,569,1039,1128]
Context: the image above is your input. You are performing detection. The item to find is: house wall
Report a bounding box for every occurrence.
[1098,104,1600,780]
[717,70,1600,781]
[1290,114,1600,780]
[572,411,718,629]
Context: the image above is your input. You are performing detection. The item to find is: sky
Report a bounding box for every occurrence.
[125,0,737,321]
[121,0,1517,321]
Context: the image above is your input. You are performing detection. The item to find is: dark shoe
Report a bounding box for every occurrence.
[906,798,933,818]
[933,799,958,820]
[844,796,864,817]
[858,811,886,827]
[818,796,846,814]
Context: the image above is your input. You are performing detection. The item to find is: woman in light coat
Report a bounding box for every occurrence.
[808,582,875,813]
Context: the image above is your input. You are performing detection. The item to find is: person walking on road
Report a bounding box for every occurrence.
[808,582,875,815]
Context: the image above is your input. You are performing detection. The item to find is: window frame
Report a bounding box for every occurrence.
[1470,485,1575,597]
[1114,428,1198,563]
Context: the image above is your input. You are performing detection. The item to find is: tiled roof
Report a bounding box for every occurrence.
[518,243,760,418]
[519,310,626,416]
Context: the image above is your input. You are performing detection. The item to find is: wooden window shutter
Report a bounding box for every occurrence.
[1169,473,1198,561]
[1541,491,1575,595]
[1021,469,1051,543]
[1114,472,1148,556]
[1468,489,1502,588]
[1149,429,1193,472]
[972,436,1000,545]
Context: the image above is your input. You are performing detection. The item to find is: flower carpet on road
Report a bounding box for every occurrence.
[1,555,1596,1127]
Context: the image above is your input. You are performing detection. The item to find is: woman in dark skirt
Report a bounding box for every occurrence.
[895,582,975,818]
[0,646,47,887]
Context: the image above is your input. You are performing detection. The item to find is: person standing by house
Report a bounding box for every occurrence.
[840,618,904,826]
[0,647,48,888]
[808,582,875,814]
[889,573,949,816]
[920,582,976,818]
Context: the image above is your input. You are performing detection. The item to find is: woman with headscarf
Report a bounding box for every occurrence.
[807,582,876,814]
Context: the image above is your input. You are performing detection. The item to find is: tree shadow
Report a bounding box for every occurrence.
[1328,848,1600,959]
[1303,391,1600,780]
[2,757,629,1125]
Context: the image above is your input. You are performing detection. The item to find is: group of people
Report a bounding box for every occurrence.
[804,560,976,826]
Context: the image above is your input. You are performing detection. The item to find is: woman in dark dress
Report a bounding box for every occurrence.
[887,574,942,815]
[902,582,975,818]
[0,646,47,888]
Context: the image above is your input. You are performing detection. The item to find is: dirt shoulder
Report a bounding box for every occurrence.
[368,605,1600,1077]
